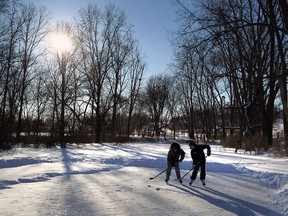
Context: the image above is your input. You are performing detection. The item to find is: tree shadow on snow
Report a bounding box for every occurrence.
[170,183,282,216]
[61,148,73,180]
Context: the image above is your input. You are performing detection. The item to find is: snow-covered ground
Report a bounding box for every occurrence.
[0,141,287,216]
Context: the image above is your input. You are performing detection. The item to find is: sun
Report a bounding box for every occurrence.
[47,31,73,56]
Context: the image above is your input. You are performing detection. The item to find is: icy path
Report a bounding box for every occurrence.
[0,143,286,215]
[0,167,283,216]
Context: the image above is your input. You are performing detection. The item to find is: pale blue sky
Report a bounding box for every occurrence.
[30,0,182,79]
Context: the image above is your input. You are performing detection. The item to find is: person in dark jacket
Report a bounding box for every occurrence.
[165,142,185,183]
[189,140,211,186]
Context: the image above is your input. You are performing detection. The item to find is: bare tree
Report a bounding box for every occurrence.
[141,74,172,140]
[74,4,141,142]
[46,22,76,147]
[0,1,146,146]
[173,0,283,152]
[171,44,197,139]
[16,2,50,142]
[171,41,220,141]
[126,49,145,138]
[0,0,26,147]
[109,9,135,139]
[31,70,49,142]
[263,0,288,154]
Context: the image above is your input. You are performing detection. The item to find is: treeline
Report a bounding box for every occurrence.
[171,0,288,155]
[0,1,146,147]
[0,0,288,156]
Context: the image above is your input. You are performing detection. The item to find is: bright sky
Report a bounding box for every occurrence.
[29,0,182,79]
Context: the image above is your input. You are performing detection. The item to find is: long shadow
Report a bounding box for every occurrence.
[168,183,282,216]
[101,143,167,159]
[61,148,72,180]
[60,147,121,176]
[47,148,99,215]
[101,143,168,170]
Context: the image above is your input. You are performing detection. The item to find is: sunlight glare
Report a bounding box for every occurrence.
[48,32,73,56]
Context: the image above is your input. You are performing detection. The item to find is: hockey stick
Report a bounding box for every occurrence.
[180,156,207,181]
[149,168,167,180]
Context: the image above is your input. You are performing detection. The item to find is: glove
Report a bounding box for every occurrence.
[179,159,183,162]
[207,152,211,156]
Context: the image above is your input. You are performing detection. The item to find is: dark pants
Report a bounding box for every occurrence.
[166,161,181,181]
[190,160,206,180]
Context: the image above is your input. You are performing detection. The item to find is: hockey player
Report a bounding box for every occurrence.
[165,142,185,183]
[189,140,211,186]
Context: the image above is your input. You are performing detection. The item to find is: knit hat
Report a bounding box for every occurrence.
[189,140,196,146]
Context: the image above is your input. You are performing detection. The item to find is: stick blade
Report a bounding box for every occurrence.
[149,177,154,180]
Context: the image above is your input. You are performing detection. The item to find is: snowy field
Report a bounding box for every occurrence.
[0,141,287,216]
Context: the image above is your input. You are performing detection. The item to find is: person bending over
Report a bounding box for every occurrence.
[189,140,211,186]
[165,142,185,183]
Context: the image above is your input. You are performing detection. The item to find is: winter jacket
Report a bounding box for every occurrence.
[190,144,211,164]
[167,148,185,167]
